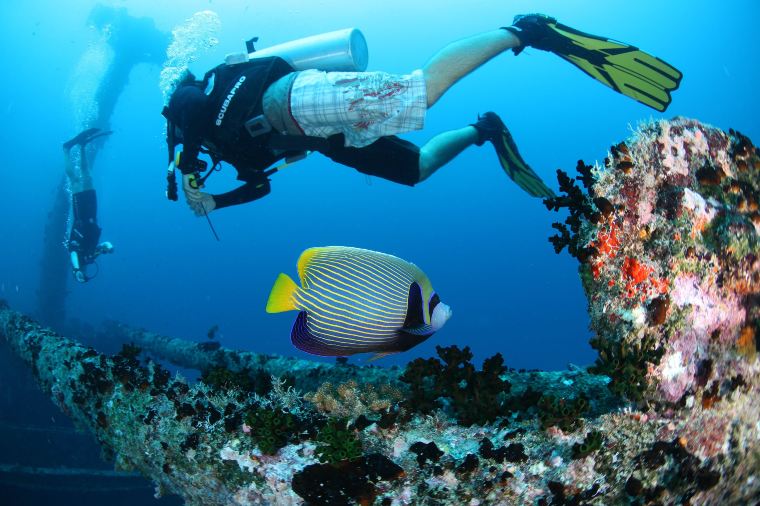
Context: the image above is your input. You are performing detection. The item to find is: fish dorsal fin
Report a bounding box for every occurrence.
[297,247,324,287]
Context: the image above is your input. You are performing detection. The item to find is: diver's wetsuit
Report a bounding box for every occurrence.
[69,189,102,265]
[168,56,421,210]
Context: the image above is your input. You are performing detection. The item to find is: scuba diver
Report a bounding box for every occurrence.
[63,128,114,283]
[162,14,681,216]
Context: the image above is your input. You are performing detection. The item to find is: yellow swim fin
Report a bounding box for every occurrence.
[473,112,555,198]
[507,14,682,112]
[266,273,300,313]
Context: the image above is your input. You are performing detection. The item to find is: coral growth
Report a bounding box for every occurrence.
[291,454,404,506]
[546,118,760,405]
[588,334,663,401]
[400,345,511,425]
[314,418,363,464]
[243,407,297,455]
[537,394,589,432]
[200,366,273,396]
[571,430,603,459]
[410,441,444,468]
[305,380,402,419]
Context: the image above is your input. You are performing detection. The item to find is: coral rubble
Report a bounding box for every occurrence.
[1,119,758,505]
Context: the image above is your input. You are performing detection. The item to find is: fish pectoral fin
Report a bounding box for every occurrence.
[367,352,398,362]
[266,273,299,313]
[401,324,435,336]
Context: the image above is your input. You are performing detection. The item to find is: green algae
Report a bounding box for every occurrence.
[244,407,296,455]
[571,430,604,459]
[589,334,663,402]
[315,418,363,464]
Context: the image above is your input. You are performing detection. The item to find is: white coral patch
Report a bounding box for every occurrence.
[220,446,256,473]
[661,352,686,381]
[620,306,647,326]
[529,461,547,475]
[681,188,716,222]
[392,436,408,458]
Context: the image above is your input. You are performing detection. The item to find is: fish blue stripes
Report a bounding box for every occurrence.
[265,246,452,358]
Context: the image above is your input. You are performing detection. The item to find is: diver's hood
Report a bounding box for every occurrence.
[164,82,203,124]
[161,80,204,167]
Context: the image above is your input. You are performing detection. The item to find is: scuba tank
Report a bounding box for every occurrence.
[226,28,368,72]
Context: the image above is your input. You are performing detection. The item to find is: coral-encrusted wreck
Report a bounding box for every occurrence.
[550,118,759,405]
[1,118,758,505]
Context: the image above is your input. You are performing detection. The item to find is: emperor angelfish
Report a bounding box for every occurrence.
[266,246,452,358]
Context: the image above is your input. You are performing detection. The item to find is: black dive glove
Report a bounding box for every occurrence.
[502,14,559,55]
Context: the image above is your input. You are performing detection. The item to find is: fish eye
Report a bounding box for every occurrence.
[428,293,440,314]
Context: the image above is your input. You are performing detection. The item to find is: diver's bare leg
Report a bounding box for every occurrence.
[63,148,77,188]
[418,126,479,182]
[422,29,520,107]
[65,144,94,194]
[77,144,94,193]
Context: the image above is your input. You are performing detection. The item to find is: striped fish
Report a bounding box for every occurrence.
[265,246,451,358]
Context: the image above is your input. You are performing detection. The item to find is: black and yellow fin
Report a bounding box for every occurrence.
[544,22,682,112]
[495,122,556,198]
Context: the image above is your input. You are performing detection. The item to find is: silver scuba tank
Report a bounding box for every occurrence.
[226,28,368,72]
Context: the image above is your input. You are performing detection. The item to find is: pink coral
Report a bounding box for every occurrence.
[680,411,731,459]
[671,274,746,339]
[653,272,747,400]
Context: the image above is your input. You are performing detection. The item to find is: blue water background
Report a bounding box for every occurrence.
[1,0,759,371]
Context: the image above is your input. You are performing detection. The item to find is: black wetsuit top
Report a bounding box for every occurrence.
[173,57,296,209]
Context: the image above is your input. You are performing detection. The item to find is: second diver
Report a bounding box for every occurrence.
[63,128,115,283]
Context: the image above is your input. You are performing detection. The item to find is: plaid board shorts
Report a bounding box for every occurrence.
[288,69,427,148]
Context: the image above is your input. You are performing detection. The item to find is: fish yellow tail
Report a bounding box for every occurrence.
[266,273,300,313]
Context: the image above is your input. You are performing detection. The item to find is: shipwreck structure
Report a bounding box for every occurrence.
[4,118,759,505]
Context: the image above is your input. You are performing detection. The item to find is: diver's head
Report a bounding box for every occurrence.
[431,302,452,331]
[167,70,198,97]
[164,71,206,134]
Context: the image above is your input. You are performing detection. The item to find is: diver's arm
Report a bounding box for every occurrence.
[177,141,205,174]
[212,181,271,210]
[175,87,209,175]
